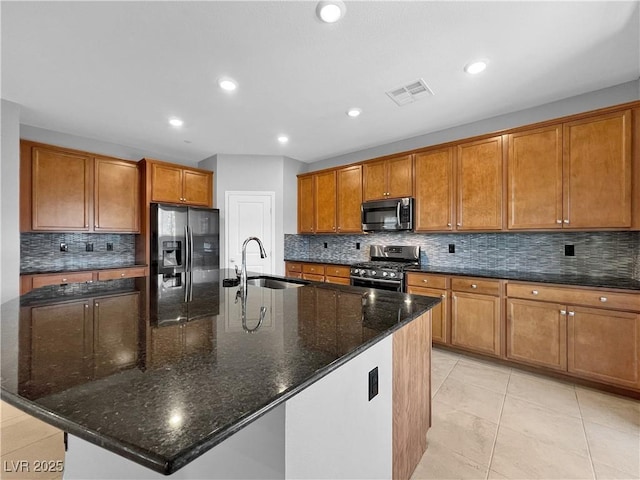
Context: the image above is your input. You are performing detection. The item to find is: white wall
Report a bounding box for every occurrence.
[306,79,640,172]
[1,99,21,302]
[203,154,305,275]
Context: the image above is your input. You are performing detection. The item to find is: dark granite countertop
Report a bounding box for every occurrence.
[404,266,640,291]
[0,269,439,475]
[20,264,148,275]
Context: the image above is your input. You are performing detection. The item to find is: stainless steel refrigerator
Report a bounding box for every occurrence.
[150,203,220,325]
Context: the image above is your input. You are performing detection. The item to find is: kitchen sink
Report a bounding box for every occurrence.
[246,277,307,289]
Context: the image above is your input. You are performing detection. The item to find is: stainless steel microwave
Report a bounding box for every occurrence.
[361,197,414,232]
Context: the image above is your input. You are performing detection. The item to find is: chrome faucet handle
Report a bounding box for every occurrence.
[234,264,241,277]
[235,289,242,304]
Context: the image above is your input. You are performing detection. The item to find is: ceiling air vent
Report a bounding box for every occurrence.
[386,79,434,106]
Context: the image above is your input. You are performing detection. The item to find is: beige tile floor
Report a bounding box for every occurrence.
[0,401,64,480]
[1,348,639,480]
[412,347,640,480]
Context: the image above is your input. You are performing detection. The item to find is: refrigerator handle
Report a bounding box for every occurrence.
[184,225,190,271]
[189,225,194,271]
[189,271,193,302]
[183,272,189,303]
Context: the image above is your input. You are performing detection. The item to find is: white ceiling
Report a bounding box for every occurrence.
[2,1,639,165]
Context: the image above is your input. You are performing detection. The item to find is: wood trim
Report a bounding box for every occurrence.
[392,311,431,480]
[633,107,640,229]
[20,140,33,231]
[140,157,214,175]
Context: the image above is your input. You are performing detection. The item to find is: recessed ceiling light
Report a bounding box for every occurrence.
[346,108,362,118]
[169,117,183,127]
[316,1,346,23]
[277,135,289,144]
[218,78,238,91]
[464,60,487,75]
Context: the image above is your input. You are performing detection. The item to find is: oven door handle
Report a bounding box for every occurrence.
[350,276,403,286]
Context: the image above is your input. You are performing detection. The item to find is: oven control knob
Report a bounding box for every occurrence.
[371,270,377,276]
[389,272,396,278]
[352,269,359,275]
[382,271,388,277]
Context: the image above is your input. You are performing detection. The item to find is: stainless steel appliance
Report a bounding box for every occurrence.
[361,197,414,232]
[350,245,420,292]
[150,203,220,325]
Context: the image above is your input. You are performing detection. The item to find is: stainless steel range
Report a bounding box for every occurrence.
[350,245,420,292]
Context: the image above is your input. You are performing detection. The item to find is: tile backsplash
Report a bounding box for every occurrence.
[21,233,136,273]
[285,231,640,280]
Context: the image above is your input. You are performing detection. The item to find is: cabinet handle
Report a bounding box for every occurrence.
[556,219,562,224]
[62,278,67,282]
[560,310,566,315]
[599,296,607,303]
[471,284,477,289]
[121,273,126,277]
[568,311,575,316]
[441,294,446,298]
[447,223,452,227]
[564,219,570,224]
[457,223,462,227]
[422,279,428,283]
[85,224,88,228]
[95,303,99,307]
[84,304,89,309]
[532,290,538,295]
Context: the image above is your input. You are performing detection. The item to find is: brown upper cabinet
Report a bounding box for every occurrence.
[148,160,213,206]
[94,156,140,232]
[297,164,362,234]
[21,141,140,233]
[362,154,413,201]
[414,138,505,232]
[414,148,455,231]
[508,110,632,229]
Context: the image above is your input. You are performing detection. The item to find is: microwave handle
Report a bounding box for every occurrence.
[361,203,365,224]
[396,202,401,226]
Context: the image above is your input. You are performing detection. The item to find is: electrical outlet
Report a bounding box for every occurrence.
[448,244,455,253]
[323,242,328,249]
[106,243,113,251]
[356,242,360,250]
[565,244,575,256]
[60,243,68,252]
[368,367,379,401]
[85,243,94,252]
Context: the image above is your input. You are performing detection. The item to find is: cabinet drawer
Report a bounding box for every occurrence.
[32,272,93,289]
[451,277,500,296]
[302,264,326,275]
[325,276,350,285]
[303,273,325,282]
[508,283,640,312]
[286,263,302,273]
[98,267,147,281]
[406,273,447,289]
[325,265,350,278]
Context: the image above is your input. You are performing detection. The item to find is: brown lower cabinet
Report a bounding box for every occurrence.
[408,274,639,394]
[285,261,351,285]
[19,292,140,398]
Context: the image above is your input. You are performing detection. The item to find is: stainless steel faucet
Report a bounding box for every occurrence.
[238,236,267,296]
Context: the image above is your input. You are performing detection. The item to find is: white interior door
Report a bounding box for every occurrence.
[225,192,275,275]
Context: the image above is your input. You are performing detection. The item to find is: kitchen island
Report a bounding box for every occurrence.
[0,269,439,479]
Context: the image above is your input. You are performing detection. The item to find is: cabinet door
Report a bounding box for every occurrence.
[387,155,413,198]
[336,165,362,233]
[183,169,212,206]
[506,299,567,371]
[93,293,139,377]
[563,110,632,228]
[568,306,640,389]
[407,286,448,344]
[314,170,337,233]
[451,292,501,355]
[456,136,503,230]
[507,126,563,229]
[362,160,387,201]
[151,163,183,204]
[298,175,315,233]
[27,301,92,397]
[94,157,140,232]
[414,149,454,231]
[31,146,91,231]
